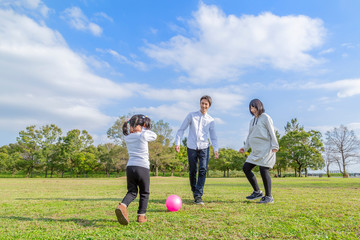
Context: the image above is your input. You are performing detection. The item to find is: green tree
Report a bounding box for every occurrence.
[98,143,125,177]
[106,115,133,177]
[149,120,173,176]
[0,145,9,172]
[274,131,287,176]
[280,119,324,177]
[6,144,24,174]
[16,125,42,178]
[62,129,94,177]
[37,124,62,178]
[211,148,245,177]
[113,146,128,177]
[107,115,130,146]
[175,138,188,177]
[80,145,99,177]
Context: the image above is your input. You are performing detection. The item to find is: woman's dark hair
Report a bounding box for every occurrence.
[200,95,212,106]
[122,114,150,136]
[249,99,265,116]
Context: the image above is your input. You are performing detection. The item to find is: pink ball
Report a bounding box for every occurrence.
[166,194,182,212]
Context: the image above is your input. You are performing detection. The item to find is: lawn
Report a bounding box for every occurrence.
[0,177,359,239]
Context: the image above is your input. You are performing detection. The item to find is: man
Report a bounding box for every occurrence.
[175,95,219,205]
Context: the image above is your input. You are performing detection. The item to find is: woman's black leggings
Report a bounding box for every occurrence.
[242,162,272,196]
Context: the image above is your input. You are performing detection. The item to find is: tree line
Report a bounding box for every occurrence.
[0,116,359,178]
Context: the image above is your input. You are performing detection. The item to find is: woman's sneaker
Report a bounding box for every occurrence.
[257,196,274,204]
[246,191,263,200]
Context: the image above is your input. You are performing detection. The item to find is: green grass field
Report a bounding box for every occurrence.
[0,177,359,239]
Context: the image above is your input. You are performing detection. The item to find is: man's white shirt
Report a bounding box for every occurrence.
[175,111,218,152]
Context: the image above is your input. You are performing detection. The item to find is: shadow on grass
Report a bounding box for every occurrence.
[0,215,117,228]
[148,198,239,206]
[15,197,239,205]
[15,198,119,201]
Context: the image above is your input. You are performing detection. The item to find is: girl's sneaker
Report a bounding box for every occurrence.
[246,190,263,200]
[258,196,274,204]
[115,204,129,225]
[137,215,147,223]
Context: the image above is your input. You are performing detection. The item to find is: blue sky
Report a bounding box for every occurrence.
[1,0,360,171]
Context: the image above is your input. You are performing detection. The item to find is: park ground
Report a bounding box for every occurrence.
[0,177,359,239]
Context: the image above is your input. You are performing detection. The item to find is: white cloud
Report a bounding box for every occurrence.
[341,42,355,49]
[308,122,360,137]
[61,6,102,36]
[309,78,360,98]
[96,48,147,70]
[0,9,134,132]
[134,85,246,123]
[94,12,113,22]
[319,48,334,55]
[144,3,326,84]
[0,0,50,17]
[307,105,316,111]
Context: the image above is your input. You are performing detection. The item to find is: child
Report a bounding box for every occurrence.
[115,114,157,225]
[239,99,279,204]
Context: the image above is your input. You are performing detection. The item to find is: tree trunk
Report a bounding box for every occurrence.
[341,152,348,177]
[155,166,159,176]
[326,163,331,177]
[227,168,230,178]
[30,166,33,178]
[171,168,174,177]
[223,170,226,177]
[305,168,308,177]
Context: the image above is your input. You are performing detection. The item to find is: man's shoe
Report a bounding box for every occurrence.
[115,204,129,225]
[257,196,274,204]
[137,215,147,223]
[246,191,264,200]
[194,197,204,205]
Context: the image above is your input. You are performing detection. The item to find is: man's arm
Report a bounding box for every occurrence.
[175,113,191,152]
[209,120,219,159]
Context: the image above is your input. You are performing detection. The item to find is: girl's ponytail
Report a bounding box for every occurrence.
[122,120,129,136]
[144,116,151,129]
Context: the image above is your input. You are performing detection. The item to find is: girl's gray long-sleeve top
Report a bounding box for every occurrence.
[243,113,279,168]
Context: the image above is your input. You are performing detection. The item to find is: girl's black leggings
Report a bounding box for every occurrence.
[122,166,150,214]
[242,162,272,196]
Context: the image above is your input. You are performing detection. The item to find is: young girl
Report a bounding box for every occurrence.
[239,99,279,204]
[115,114,157,225]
